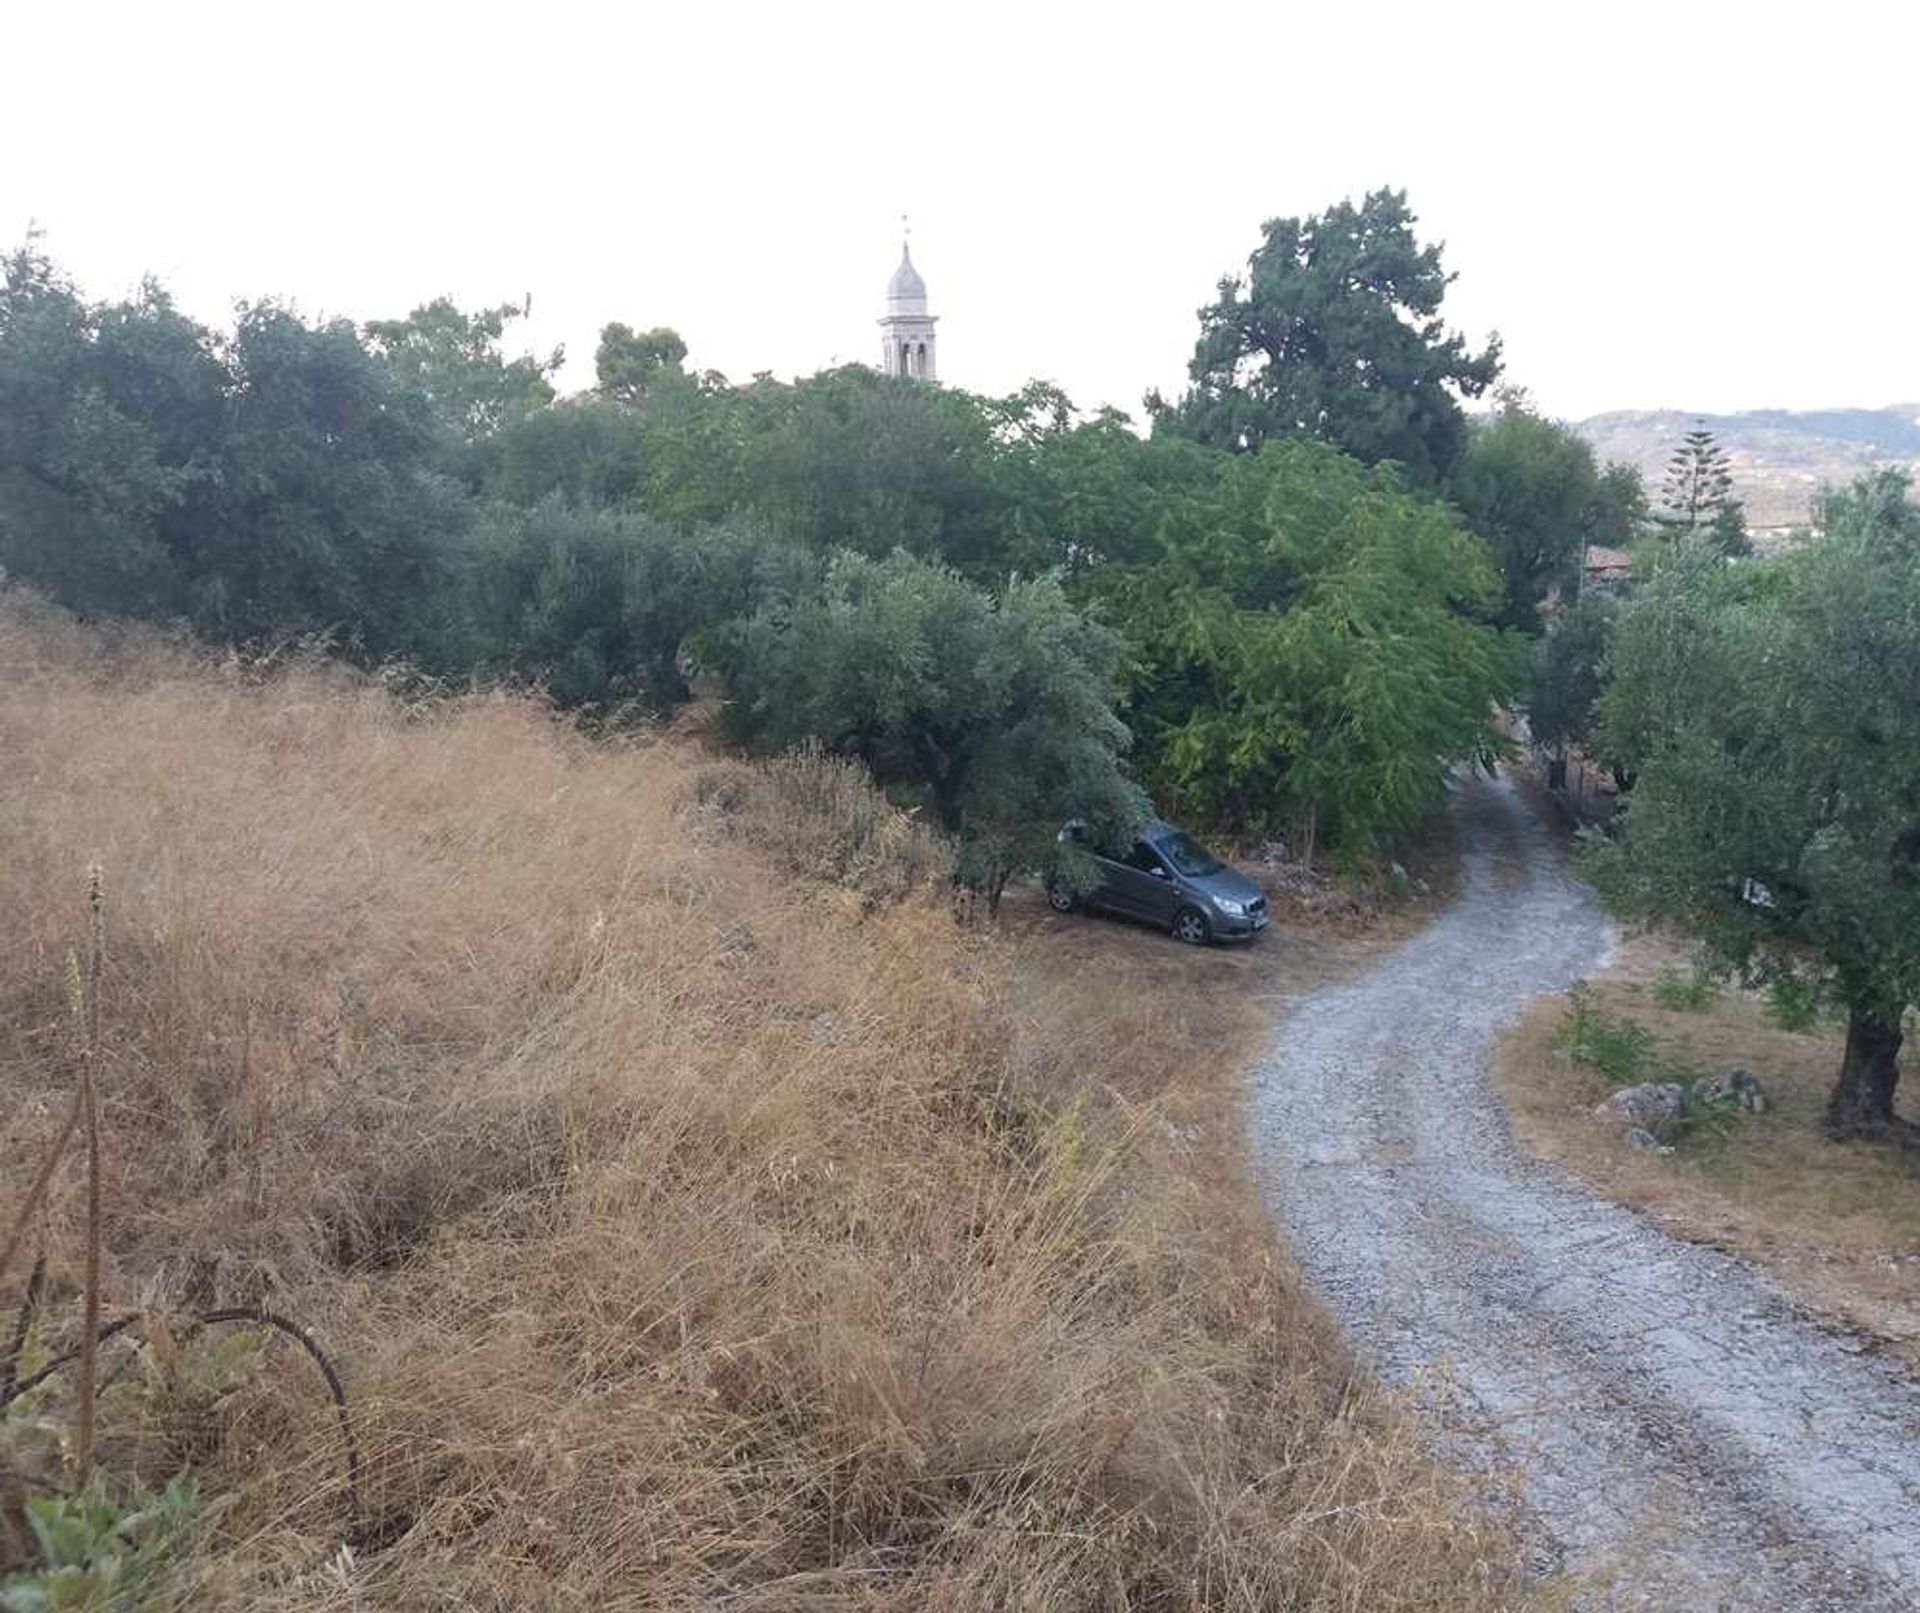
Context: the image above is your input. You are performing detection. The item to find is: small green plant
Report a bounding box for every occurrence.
[1,1475,200,1612]
[1560,985,1656,1085]
[1763,976,1821,1033]
[1661,1069,1745,1150]
[1560,986,1763,1152]
[1653,967,1718,1012]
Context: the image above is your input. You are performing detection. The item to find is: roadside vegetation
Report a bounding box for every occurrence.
[1506,464,1920,1368]
[1496,940,1920,1370]
[1,596,1509,1607]
[1529,473,1920,1141]
[1,192,1638,886]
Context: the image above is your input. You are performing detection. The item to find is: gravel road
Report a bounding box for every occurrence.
[1249,772,1920,1609]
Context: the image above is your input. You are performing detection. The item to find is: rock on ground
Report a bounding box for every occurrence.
[1594,1082,1692,1127]
[1249,772,1920,1610]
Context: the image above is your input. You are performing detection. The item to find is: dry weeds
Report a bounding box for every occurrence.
[1,589,1508,1609]
[1496,935,1920,1371]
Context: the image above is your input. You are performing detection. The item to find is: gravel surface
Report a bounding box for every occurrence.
[1250,772,1920,1609]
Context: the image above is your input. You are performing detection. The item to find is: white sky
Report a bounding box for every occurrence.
[7,0,1914,424]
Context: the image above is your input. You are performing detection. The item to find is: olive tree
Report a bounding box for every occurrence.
[1590,472,1920,1138]
[718,549,1147,907]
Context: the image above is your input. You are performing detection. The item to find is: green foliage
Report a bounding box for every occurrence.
[194,303,471,655]
[1559,985,1657,1085]
[717,550,1147,900]
[0,250,469,657]
[1763,976,1822,1033]
[1527,590,1618,751]
[640,366,1015,571]
[1586,461,1652,550]
[1560,990,1753,1149]
[1590,471,1920,1130]
[1152,189,1501,487]
[1653,967,1719,1012]
[1,1477,199,1612]
[994,399,1204,579]
[1,225,1571,875]
[363,297,560,438]
[472,396,651,507]
[1106,440,1521,855]
[1657,424,1749,556]
[594,322,688,404]
[461,500,806,708]
[1451,398,1599,631]
[0,248,217,616]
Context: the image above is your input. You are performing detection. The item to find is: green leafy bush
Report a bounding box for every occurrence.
[717,551,1146,908]
[1653,968,1719,1012]
[1559,985,1656,1084]
[1,1477,199,1612]
[1763,977,1822,1033]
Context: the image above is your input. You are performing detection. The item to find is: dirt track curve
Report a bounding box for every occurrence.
[1250,772,1920,1610]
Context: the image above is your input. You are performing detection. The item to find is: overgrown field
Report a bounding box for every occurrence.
[1,593,1504,1609]
[1496,938,1920,1370]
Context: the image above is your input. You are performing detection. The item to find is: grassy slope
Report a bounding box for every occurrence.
[1,593,1504,1610]
[1496,936,1920,1371]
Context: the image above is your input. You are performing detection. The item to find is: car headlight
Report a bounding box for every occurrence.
[1213,897,1246,916]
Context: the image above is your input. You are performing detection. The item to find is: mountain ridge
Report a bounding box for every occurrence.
[1574,403,1920,530]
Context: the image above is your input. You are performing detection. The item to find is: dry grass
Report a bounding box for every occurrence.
[1496,935,1920,1370]
[684,745,951,906]
[1,588,1509,1608]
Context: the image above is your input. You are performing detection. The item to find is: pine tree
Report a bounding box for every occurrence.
[1659,423,1749,555]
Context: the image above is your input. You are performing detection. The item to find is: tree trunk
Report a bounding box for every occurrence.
[985,867,1009,919]
[1825,1003,1905,1139]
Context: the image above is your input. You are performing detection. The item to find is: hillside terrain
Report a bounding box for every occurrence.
[0,591,1501,1609]
[1577,404,1920,532]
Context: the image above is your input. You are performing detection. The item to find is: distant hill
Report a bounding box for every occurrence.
[1575,405,1920,533]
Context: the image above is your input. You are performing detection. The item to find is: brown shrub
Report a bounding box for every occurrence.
[0,590,1507,1609]
[687,742,952,905]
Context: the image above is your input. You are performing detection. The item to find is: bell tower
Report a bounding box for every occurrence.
[879,230,937,382]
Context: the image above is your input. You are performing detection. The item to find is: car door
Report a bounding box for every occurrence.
[1107,839,1178,924]
[1081,844,1133,915]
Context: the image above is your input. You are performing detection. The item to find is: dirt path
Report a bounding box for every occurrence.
[1249,773,1920,1609]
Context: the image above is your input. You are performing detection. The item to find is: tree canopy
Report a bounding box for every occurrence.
[1526,589,1617,753]
[1150,189,1502,488]
[1095,440,1521,858]
[1590,471,1920,1137]
[0,220,1577,890]
[364,298,560,438]
[1657,423,1749,556]
[718,550,1147,905]
[1451,398,1602,632]
[594,322,689,404]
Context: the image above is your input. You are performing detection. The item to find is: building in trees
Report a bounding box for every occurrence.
[879,239,938,381]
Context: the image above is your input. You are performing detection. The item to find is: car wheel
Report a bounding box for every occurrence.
[1172,906,1211,946]
[1046,883,1078,914]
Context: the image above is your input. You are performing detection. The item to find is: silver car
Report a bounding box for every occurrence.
[1048,820,1268,944]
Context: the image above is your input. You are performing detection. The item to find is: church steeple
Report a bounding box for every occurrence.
[879,231,937,381]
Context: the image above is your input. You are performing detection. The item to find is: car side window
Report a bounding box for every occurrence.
[1125,841,1167,874]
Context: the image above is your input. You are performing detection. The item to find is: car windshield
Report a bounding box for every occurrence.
[1156,831,1225,877]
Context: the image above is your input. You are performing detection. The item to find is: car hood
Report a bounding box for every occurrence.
[1186,867,1264,904]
